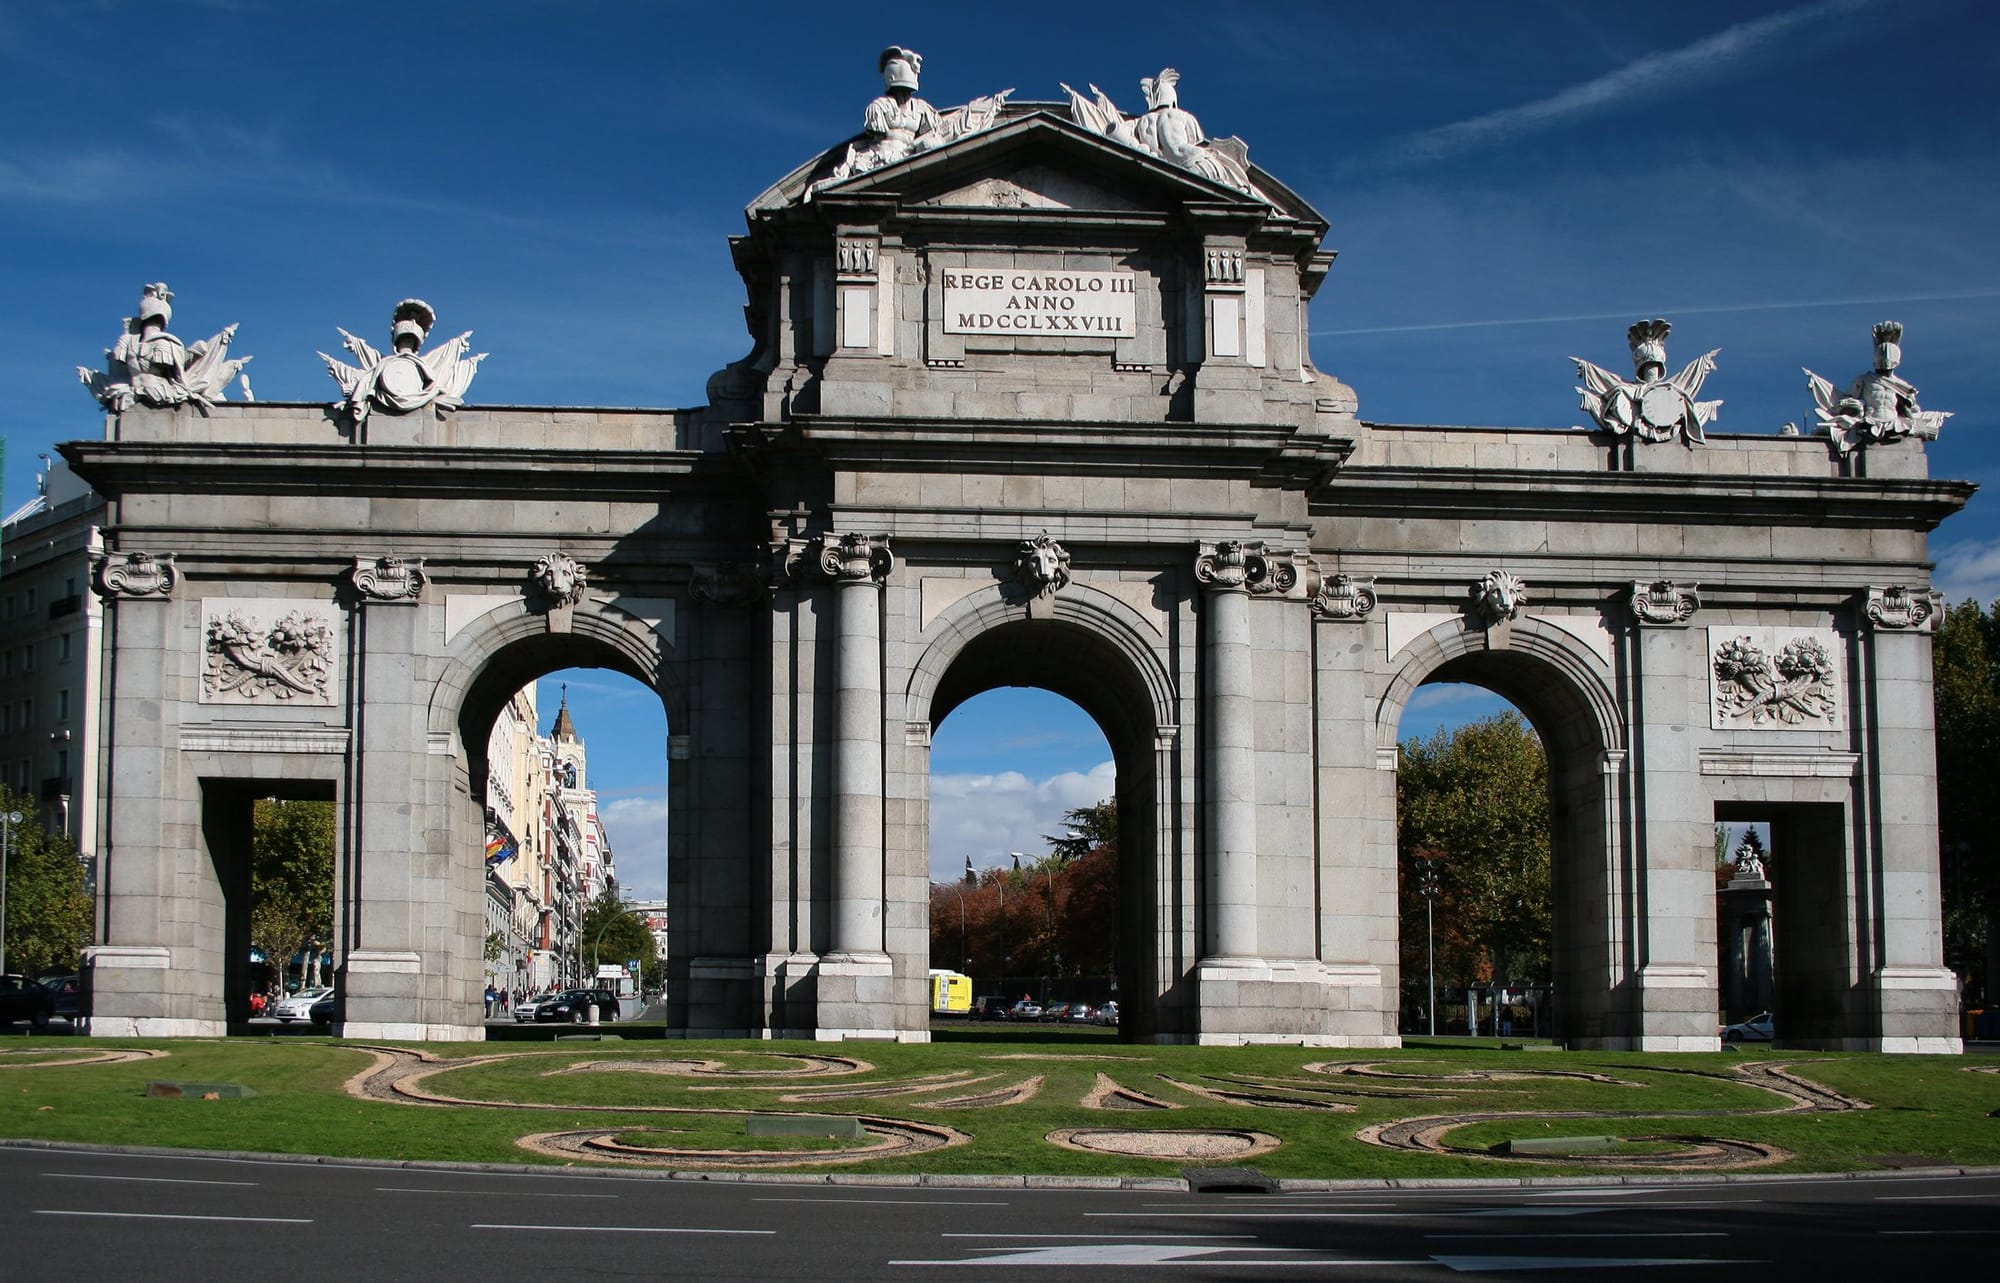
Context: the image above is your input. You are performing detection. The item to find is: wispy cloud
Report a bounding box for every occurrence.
[602,793,669,902]
[1936,536,2000,609]
[1351,0,1875,174]
[1317,289,2000,339]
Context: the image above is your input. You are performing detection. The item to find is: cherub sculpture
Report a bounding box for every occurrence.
[1063,68,1256,196]
[321,299,484,428]
[1804,321,1951,457]
[79,282,252,412]
[1573,319,1721,446]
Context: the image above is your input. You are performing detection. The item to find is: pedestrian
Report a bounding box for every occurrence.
[499,990,509,1013]
[484,984,497,1018]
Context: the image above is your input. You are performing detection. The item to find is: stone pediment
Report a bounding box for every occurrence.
[752,109,1324,232]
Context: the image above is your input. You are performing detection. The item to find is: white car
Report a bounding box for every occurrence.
[1722,1011,1774,1043]
[272,987,332,1024]
[514,992,556,1022]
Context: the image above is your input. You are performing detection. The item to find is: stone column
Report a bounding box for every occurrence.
[824,534,891,963]
[83,552,212,1036]
[1860,586,1961,1052]
[1195,542,1257,960]
[1626,581,1719,1051]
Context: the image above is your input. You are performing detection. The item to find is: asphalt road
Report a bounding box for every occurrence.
[4,1144,1996,1281]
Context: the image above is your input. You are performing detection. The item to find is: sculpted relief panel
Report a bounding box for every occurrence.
[200,599,339,706]
[1707,626,1841,731]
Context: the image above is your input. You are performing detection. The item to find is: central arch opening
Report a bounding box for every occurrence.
[921,614,1168,1039]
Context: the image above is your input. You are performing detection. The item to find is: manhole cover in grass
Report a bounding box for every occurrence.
[1047,1127,1280,1160]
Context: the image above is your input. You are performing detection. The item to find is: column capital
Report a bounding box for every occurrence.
[1312,572,1378,622]
[350,554,427,604]
[1195,540,1293,595]
[1630,579,1699,627]
[92,550,177,600]
[819,532,894,585]
[1862,584,1943,633]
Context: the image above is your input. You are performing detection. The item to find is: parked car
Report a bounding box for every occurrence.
[534,988,621,1023]
[272,987,332,1024]
[1041,1001,1071,1022]
[972,995,1012,1021]
[0,974,56,1029]
[1009,999,1043,1021]
[1095,1000,1120,1026]
[308,993,335,1027]
[38,974,82,1024]
[1067,1003,1095,1023]
[1722,1011,1774,1043]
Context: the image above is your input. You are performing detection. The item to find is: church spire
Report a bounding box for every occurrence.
[552,683,577,742]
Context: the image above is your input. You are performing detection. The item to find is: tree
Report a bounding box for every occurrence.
[251,800,334,990]
[930,800,1121,986]
[0,788,92,975]
[1397,712,1551,996]
[579,887,661,987]
[1936,598,2000,1005]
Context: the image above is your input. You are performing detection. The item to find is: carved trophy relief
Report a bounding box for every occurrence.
[1805,322,1952,457]
[79,283,252,412]
[1708,626,1840,730]
[201,601,337,705]
[1573,319,1721,446]
[321,298,485,428]
[1062,67,1259,198]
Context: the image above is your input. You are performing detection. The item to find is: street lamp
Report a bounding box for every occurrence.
[0,810,21,976]
[949,864,970,974]
[1413,855,1441,1037]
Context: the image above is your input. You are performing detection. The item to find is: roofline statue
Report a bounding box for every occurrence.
[1805,321,1952,457]
[78,282,253,412]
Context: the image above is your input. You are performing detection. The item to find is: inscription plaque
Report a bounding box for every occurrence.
[942,269,1136,337]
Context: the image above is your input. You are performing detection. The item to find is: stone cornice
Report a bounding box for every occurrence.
[63,441,726,502]
[1316,464,1973,530]
[740,415,1354,490]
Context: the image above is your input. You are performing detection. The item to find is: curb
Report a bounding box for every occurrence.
[3,1139,1996,1192]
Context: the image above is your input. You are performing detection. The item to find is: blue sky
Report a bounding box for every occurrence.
[6,2,1994,895]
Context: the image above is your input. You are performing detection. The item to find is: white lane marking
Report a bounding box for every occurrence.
[893,1244,1398,1266]
[944,1223,1256,1231]
[1151,1201,1397,1208]
[943,1234,1259,1240]
[473,1223,773,1235]
[755,1197,1010,1206]
[378,1186,618,1198]
[36,1210,310,1224]
[1427,1233,1730,1241]
[1090,1211,1476,1220]
[1876,1193,1997,1201]
[1433,1256,1758,1272]
[43,1173,258,1187]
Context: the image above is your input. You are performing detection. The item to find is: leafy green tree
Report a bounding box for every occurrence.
[579,887,661,986]
[251,800,334,989]
[0,788,92,975]
[930,800,1120,986]
[1936,598,2000,1004]
[1397,712,1551,994]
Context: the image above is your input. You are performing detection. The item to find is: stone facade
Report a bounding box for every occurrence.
[64,94,1968,1050]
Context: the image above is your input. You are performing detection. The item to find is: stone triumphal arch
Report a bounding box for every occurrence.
[69,53,1969,1050]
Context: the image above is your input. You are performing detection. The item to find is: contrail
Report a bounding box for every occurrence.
[1317,288,2000,338]
[1353,0,1875,172]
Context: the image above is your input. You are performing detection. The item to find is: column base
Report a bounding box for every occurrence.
[342,1022,484,1042]
[84,945,218,1035]
[86,1016,225,1038]
[1636,962,1719,1047]
[1193,957,1398,1046]
[1873,965,1963,1053]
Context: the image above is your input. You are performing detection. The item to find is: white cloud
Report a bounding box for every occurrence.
[1936,536,2000,609]
[928,761,1117,882]
[601,792,669,902]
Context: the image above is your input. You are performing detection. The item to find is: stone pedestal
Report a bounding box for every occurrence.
[1720,875,1774,1020]
[1194,959,1398,1047]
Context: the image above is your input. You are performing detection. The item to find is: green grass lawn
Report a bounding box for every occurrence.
[2,1033,1994,1180]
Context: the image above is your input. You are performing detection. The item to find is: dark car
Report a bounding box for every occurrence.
[534,988,621,1023]
[0,974,56,1029]
[972,995,1012,1021]
[38,974,82,1024]
[308,993,336,1028]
